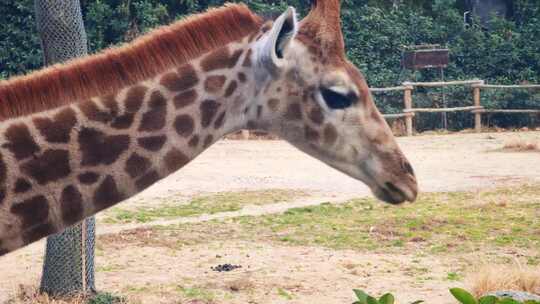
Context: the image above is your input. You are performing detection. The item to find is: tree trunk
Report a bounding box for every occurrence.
[34,0,96,296]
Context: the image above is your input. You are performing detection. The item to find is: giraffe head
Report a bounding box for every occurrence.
[248,0,417,204]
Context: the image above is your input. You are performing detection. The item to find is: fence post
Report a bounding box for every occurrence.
[473,85,482,132]
[403,85,414,136]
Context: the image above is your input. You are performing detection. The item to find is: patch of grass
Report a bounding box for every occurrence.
[87,293,124,304]
[101,184,540,255]
[277,288,293,300]
[176,286,215,301]
[231,184,540,252]
[104,189,307,224]
[446,272,462,281]
[96,264,124,273]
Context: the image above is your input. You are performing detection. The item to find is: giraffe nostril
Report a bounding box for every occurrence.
[385,182,401,195]
[402,160,415,176]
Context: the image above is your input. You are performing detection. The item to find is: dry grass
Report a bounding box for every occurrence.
[468,264,540,297]
[7,285,125,304]
[6,285,86,304]
[501,139,540,152]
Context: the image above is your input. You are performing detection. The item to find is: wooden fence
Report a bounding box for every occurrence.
[372,80,540,136]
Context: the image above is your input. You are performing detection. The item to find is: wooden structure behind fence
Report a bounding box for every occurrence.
[373,80,540,136]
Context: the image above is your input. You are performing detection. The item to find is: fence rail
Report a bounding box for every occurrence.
[370,80,540,136]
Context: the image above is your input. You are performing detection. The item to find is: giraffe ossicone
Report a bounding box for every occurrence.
[0,0,417,256]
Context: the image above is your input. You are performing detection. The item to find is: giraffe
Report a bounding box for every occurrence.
[0,1,417,256]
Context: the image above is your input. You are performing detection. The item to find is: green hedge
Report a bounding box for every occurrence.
[1,0,539,130]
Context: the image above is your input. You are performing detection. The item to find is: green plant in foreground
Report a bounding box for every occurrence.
[352,288,540,304]
[352,289,423,304]
[87,292,124,304]
[450,288,540,304]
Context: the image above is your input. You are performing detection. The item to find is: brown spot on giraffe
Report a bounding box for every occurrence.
[173,90,197,109]
[94,175,124,211]
[79,100,113,123]
[124,85,147,113]
[242,49,252,67]
[285,103,302,120]
[78,127,130,166]
[135,170,160,191]
[323,124,338,146]
[24,222,55,244]
[160,64,199,92]
[125,153,151,178]
[20,149,71,185]
[33,107,77,143]
[204,75,226,93]
[174,114,195,137]
[224,80,238,98]
[101,94,118,114]
[3,123,40,160]
[308,107,324,125]
[78,172,99,185]
[0,190,5,207]
[188,135,200,147]
[164,148,189,173]
[14,178,32,193]
[60,185,84,226]
[237,72,247,83]
[11,195,49,230]
[214,112,226,129]
[138,135,166,151]
[111,113,135,130]
[201,47,242,71]
[267,98,279,111]
[304,126,320,142]
[200,99,221,128]
[139,91,167,132]
[0,153,6,205]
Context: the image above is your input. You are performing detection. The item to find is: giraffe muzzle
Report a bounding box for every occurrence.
[359,157,418,204]
[373,179,418,204]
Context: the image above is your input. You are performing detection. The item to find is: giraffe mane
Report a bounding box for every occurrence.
[0,3,262,121]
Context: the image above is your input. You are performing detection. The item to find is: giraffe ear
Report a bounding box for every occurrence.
[271,7,298,60]
[257,7,298,71]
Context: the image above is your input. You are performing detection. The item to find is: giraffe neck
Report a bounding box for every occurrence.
[0,38,258,255]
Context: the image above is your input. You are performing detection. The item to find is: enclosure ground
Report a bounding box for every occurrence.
[1,131,539,304]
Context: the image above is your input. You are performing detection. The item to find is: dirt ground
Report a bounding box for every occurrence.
[1,131,539,304]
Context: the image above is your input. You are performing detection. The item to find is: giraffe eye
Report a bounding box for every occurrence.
[321,87,353,110]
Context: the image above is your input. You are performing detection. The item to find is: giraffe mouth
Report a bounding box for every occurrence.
[372,181,416,205]
[359,161,418,204]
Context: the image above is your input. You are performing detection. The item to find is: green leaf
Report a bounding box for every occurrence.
[366,296,379,304]
[450,288,477,304]
[353,289,369,304]
[497,298,521,304]
[410,301,425,304]
[478,296,497,304]
[379,293,395,304]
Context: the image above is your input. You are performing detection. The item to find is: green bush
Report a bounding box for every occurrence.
[1,0,539,129]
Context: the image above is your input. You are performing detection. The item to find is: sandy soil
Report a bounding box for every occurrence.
[131,131,540,200]
[1,131,539,303]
